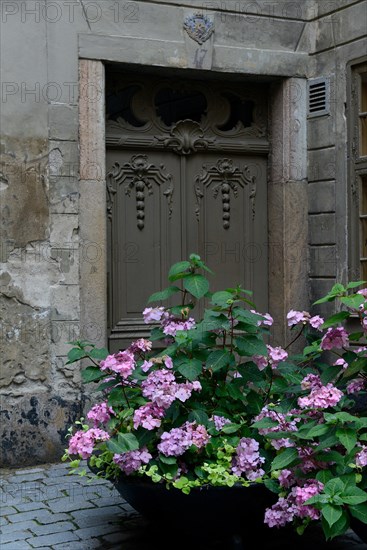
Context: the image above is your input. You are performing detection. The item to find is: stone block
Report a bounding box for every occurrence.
[51,321,80,356]
[0,530,34,544]
[331,3,367,47]
[51,285,80,321]
[49,104,78,141]
[309,246,336,277]
[50,213,79,247]
[308,148,336,182]
[308,116,336,150]
[26,531,80,547]
[309,278,337,317]
[50,247,79,286]
[49,177,79,214]
[308,182,336,213]
[49,141,79,178]
[309,214,336,245]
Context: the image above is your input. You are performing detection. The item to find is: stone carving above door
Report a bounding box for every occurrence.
[194,159,257,229]
[106,76,269,154]
[183,12,214,45]
[107,154,173,229]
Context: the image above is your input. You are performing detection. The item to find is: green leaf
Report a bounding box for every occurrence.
[340,295,365,309]
[206,350,233,373]
[135,428,156,448]
[67,347,87,363]
[89,347,109,361]
[322,504,343,528]
[168,261,191,280]
[271,448,299,471]
[148,286,181,303]
[321,512,349,540]
[221,423,241,434]
[81,366,105,383]
[235,336,267,357]
[264,478,281,494]
[336,427,357,454]
[211,291,234,307]
[183,275,210,299]
[251,417,279,430]
[321,311,351,329]
[188,410,209,426]
[107,433,139,454]
[159,454,177,465]
[343,357,367,379]
[350,503,367,523]
[316,470,334,484]
[347,281,367,289]
[341,487,367,505]
[324,478,346,496]
[177,359,202,381]
[303,424,330,439]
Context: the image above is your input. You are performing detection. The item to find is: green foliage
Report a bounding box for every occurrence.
[63,255,367,543]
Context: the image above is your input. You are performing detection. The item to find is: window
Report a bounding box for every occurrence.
[349,60,367,281]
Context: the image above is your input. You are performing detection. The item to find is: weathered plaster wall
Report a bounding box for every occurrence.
[0,0,364,466]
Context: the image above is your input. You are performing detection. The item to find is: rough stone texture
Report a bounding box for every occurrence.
[309,214,336,245]
[308,181,336,213]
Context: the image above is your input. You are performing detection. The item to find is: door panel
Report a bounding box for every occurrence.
[106,72,269,351]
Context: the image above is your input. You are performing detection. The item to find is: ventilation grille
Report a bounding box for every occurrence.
[308,77,330,117]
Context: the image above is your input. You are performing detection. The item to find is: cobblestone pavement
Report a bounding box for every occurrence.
[1,462,367,550]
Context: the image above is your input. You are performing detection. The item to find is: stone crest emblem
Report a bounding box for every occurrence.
[183,13,214,45]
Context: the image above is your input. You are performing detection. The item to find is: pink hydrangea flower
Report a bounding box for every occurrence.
[356,446,367,467]
[265,480,323,528]
[162,318,196,336]
[267,345,288,368]
[100,350,135,378]
[158,422,210,457]
[141,360,153,373]
[333,358,348,370]
[301,374,322,390]
[231,438,265,480]
[298,383,343,409]
[278,469,295,488]
[87,402,114,426]
[264,496,297,527]
[357,288,367,298]
[320,327,349,350]
[250,310,273,327]
[113,447,152,475]
[68,428,110,459]
[254,407,299,450]
[309,315,324,330]
[212,415,231,431]
[163,355,173,369]
[287,310,310,327]
[143,307,167,323]
[347,378,365,394]
[133,402,165,430]
[252,355,268,371]
[129,338,152,353]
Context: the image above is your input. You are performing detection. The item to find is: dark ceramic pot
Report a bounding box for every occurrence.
[351,518,367,543]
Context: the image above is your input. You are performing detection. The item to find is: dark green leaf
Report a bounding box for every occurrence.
[350,503,367,523]
[271,448,299,471]
[321,512,349,540]
[324,478,346,496]
[341,487,367,505]
[316,470,334,484]
[188,410,209,426]
[343,357,367,379]
[67,347,87,363]
[148,286,181,303]
[183,274,210,299]
[221,423,241,434]
[206,350,233,373]
[347,281,367,289]
[340,295,365,309]
[235,335,267,357]
[107,433,139,454]
[135,428,156,448]
[322,504,343,528]
[251,417,279,429]
[336,427,357,453]
[321,311,351,329]
[159,454,177,465]
[264,478,281,494]
[177,359,202,381]
[89,347,109,361]
[211,291,233,307]
[168,261,191,280]
[81,367,105,383]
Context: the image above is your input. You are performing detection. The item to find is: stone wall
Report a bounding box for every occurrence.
[0,0,366,466]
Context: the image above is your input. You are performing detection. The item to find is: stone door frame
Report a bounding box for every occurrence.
[79,59,308,348]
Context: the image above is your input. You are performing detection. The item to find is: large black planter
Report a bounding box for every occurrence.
[351,518,367,544]
[113,475,277,549]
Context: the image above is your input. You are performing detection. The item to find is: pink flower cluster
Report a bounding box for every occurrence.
[212,415,231,431]
[133,369,202,430]
[231,438,265,481]
[254,407,299,450]
[113,447,152,475]
[356,446,367,468]
[158,422,210,457]
[100,350,135,378]
[68,428,110,459]
[143,306,196,337]
[252,345,288,371]
[87,402,114,427]
[250,310,274,327]
[287,310,324,330]
[264,480,323,528]
[320,327,349,350]
[347,378,366,394]
[298,376,343,409]
[129,338,152,354]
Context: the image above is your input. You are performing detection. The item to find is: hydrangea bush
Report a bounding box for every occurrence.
[63,255,367,540]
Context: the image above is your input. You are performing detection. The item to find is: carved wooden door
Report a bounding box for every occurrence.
[106,73,269,351]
